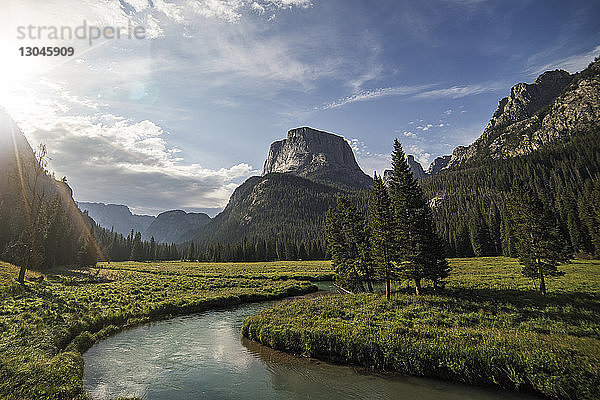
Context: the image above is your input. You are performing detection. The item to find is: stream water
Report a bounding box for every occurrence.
[83,283,537,400]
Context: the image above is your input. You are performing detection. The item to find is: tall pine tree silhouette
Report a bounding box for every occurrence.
[387,139,449,295]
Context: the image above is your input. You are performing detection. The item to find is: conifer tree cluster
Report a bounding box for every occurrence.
[326,140,450,297]
[420,126,600,259]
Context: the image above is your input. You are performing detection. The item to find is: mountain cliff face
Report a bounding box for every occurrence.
[443,60,600,170]
[263,127,372,188]
[427,155,451,175]
[77,202,154,237]
[0,110,94,268]
[194,127,370,245]
[0,110,80,216]
[406,155,427,179]
[382,155,429,182]
[144,210,210,244]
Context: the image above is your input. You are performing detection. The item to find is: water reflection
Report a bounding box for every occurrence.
[84,300,538,400]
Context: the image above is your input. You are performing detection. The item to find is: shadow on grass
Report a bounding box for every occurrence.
[388,286,600,338]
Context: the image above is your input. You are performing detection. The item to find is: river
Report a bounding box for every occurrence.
[83,283,537,400]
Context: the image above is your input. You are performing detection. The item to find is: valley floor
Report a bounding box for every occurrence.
[0,261,327,399]
[242,257,600,400]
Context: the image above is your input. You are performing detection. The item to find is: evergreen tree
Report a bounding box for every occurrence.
[130,232,144,261]
[508,182,572,295]
[149,236,157,261]
[369,173,396,299]
[387,140,450,294]
[326,196,373,292]
[469,211,494,256]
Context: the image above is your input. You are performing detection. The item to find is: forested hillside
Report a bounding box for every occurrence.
[420,58,600,258]
[191,173,368,258]
[0,110,97,271]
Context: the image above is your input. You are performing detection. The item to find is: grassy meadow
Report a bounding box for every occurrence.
[0,261,325,399]
[242,257,600,400]
[96,260,334,281]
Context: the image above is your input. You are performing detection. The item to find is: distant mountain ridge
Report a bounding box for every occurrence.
[77,202,154,237]
[144,210,211,244]
[78,202,210,244]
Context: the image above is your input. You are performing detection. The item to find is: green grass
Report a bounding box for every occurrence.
[0,261,324,399]
[97,260,335,281]
[242,257,600,400]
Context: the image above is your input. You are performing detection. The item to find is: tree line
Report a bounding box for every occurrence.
[420,126,600,259]
[91,224,328,263]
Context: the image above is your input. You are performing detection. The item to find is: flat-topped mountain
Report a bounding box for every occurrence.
[263,127,372,188]
[192,127,370,246]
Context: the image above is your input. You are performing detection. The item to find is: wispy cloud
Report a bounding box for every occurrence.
[527,44,600,75]
[414,84,502,99]
[321,85,435,109]
[321,82,500,109]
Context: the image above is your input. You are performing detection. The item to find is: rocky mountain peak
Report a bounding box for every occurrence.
[487,69,572,131]
[262,127,372,188]
[441,59,600,171]
[407,155,427,179]
[427,155,451,175]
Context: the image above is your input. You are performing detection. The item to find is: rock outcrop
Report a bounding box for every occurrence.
[427,155,451,175]
[407,155,427,179]
[263,127,372,188]
[444,60,600,170]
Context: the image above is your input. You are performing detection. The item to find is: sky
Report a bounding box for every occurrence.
[0,0,599,216]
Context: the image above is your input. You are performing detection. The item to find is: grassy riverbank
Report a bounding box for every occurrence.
[0,261,324,400]
[242,257,600,400]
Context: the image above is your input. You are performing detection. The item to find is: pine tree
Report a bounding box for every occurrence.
[130,232,144,261]
[186,242,196,261]
[149,236,156,261]
[369,173,396,299]
[326,196,373,292]
[508,182,571,295]
[387,139,450,295]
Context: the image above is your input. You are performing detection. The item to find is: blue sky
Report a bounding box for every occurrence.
[1,0,599,215]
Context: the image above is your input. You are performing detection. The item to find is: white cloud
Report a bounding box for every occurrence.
[321,82,502,110]
[416,123,433,131]
[527,44,600,75]
[5,78,257,214]
[414,84,501,99]
[322,85,434,109]
[405,144,431,167]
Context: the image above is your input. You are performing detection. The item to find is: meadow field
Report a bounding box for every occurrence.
[2,257,598,399]
[242,257,600,400]
[0,261,323,399]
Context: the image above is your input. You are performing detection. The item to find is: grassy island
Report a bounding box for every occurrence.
[242,257,600,400]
